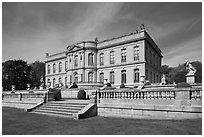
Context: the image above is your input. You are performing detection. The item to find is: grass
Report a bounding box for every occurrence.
[2,107,202,135]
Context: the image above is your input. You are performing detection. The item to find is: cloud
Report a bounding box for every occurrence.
[2,2,202,67]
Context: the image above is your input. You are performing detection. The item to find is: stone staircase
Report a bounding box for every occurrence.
[31,99,90,118]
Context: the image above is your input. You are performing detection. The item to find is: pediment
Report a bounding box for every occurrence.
[67,45,83,52]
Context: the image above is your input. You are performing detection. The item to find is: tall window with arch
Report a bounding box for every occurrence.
[53,64,56,73]
[65,61,68,71]
[74,55,78,67]
[74,72,78,83]
[88,53,94,66]
[65,77,67,87]
[59,62,62,72]
[47,79,51,87]
[88,72,93,83]
[53,78,56,87]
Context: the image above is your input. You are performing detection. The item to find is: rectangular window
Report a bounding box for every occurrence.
[99,73,104,83]
[48,65,50,74]
[100,53,104,66]
[74,55,78,67]
[121,70,126,83]
[134,69,140,83]
[134,45,139,61]
[110,51,115,64]
[110,71,115,84]
[53,64,56,73]
[121,48,126,63]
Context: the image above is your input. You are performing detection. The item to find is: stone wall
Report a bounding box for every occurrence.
[96,86,202,119]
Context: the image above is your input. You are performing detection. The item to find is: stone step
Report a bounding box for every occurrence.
[37,107,79,113]
[51,100,89,104]
[34,109,74,116]
[41,105,82,110]
[32,111,73,118]
[45,103,87,108]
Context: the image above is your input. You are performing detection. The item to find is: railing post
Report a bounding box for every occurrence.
[175,88,191,100]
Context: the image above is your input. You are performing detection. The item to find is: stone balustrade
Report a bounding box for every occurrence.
[97,87,202,101]
[99,89,175,100]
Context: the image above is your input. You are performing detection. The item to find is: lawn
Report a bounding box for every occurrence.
[2,107,202,135]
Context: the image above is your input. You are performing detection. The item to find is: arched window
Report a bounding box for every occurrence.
[65,61,68,71]
[74,72,78,83]
[99,72,104,83]
[53,78,56,87]
[47,79,51,87]
[59,62,62,72]
[88,72,93,83]
[134,68,140,83]
[53,64,56,73]
[65,77,67,87]
[88,53,94,66]
[74,55,78,67]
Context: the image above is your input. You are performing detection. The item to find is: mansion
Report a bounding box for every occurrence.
[45,25,163,88]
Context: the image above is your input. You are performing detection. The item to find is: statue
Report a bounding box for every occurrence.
[40,76,44,90]
[186,61,197,74]
[140,24,145,31]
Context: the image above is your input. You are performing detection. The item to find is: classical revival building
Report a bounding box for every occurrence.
[45,25,163,88]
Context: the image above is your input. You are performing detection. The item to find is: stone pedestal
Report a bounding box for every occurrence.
[186,73,195,84]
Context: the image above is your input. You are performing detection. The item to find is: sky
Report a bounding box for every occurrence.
[2,2,202,67]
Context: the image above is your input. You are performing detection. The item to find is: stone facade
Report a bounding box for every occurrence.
[45,27,163,88]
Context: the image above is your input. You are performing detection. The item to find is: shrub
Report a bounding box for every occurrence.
[106,83,112,87]
[144,82,151,85]
[134,86,138,88]
[70,82,78,88]
[29,91,34,93]
[175,82,192,88]
[120,83,126,88]
[48,88,62,101]
[77,90,86,100]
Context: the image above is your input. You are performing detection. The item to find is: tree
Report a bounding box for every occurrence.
[161,61,202,84]
[29,61,45,88]
[2,60,32,90]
